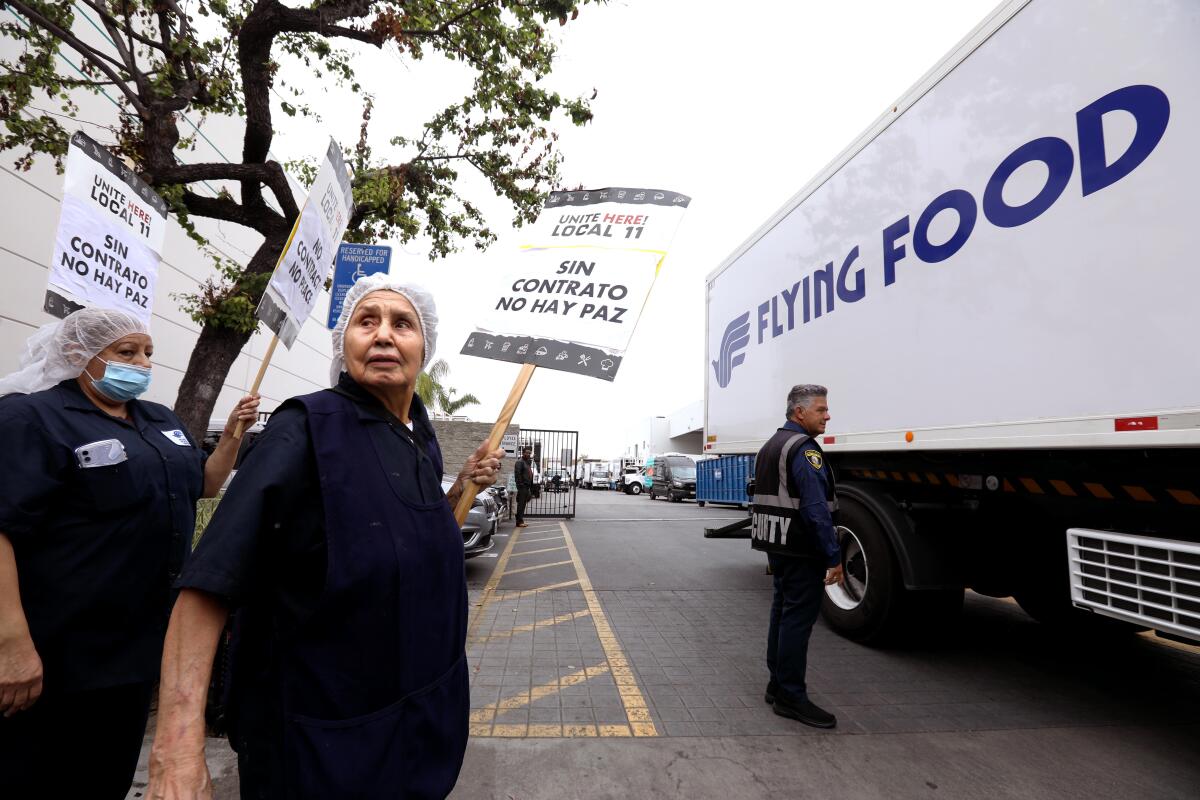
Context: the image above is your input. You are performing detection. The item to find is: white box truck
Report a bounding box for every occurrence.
[581,462,612,490]
[705,0,1200,644]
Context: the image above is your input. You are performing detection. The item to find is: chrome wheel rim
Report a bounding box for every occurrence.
[826,525,868,610]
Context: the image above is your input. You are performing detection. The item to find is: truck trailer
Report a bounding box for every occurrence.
[704,0,1200,644]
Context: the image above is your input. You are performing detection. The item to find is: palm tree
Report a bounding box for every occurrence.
[416,359,481,416]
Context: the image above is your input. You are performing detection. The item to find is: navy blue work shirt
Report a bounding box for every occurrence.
[0,379,206,692]
[175,375,448,760]
[177,373,445,617]
[782,420,840,568]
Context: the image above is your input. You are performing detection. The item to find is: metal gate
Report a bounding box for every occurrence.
[520,428,578,519]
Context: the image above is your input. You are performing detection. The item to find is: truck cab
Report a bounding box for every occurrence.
[586,468,610,489]
[620,465,645,494]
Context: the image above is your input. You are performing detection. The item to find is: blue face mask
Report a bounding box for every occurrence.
[89,358,152,401]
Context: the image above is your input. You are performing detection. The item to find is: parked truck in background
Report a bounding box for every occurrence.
[620,463,645,494]
[704,0,1200,644]
[581,463,611,490]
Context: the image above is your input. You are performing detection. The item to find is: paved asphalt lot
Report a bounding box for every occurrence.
[129,490,1200,799]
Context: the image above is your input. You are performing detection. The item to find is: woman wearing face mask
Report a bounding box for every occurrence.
[0,307,258,799]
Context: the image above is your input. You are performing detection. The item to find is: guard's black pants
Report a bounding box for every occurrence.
[766,554,825,703]
[516,487,531,524]
[0,680,154,800]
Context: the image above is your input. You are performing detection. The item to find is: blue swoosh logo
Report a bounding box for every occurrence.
[712,311,750,389]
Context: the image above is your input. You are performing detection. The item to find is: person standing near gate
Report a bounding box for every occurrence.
[751,384,844,728]
[515,445,534,527]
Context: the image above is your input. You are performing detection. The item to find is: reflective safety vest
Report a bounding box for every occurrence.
[750,427,838,557]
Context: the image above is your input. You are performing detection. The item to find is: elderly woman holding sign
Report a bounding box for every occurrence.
[149,273,504,799]
[0,307,258,799]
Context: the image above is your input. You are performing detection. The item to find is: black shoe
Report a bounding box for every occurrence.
[772,696,837,729]
[764,680,778,705]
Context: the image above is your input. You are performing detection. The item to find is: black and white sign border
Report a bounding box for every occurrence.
[460,333,622,381]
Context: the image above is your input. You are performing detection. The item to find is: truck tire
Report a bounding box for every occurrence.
[628,482,642,495]
[820,493,962,644]
[820,495,902,642]
[697,501,706,507]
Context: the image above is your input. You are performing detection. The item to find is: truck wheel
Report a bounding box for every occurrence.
[670,493,682,503]
[821,491,963,644]
[629,483,642,495]
[820,496,901,643]
[697,501,706,507]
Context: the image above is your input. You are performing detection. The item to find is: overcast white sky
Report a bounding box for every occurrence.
[270,0,999,459]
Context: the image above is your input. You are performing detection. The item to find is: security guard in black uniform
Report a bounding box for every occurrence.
[751,383,843,728]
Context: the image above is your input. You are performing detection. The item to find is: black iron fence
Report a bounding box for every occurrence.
[519,428,578,518]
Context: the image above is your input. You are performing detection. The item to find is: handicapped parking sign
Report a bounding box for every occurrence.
[326,243,392,328]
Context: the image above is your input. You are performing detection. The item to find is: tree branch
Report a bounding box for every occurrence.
[75,0,169,55]
[160,160,299,221]
[92,3,146,96]
[182,189,287,238]
[275,1,383,45]
[398,0,500,38]
[262,160,300,220]
[5,0,147,115]
[160,161,274,184]
[3,68,124,88]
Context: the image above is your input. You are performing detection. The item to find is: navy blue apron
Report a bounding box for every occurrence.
[281,390,468,799]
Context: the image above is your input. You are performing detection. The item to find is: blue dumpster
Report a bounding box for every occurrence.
[697,454,754,508]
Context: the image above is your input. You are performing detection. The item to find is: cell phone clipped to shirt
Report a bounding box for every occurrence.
[74,438,128,469]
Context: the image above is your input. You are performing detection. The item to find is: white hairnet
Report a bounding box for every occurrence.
[0,307,148,398]
[329,272,438,386]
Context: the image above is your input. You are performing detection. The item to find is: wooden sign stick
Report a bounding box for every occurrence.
[232,334,279,439]
[453,362,537,525]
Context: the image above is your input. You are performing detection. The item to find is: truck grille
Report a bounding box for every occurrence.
[1067,528,1200,641]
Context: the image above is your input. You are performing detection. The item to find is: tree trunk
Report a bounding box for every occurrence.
[173,323,256,442]
[171,232,290,441]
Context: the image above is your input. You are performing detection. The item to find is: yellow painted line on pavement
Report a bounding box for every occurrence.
[529,579,580,592]
[559,520,658,737]
[466,519,655,739]
[502,559,574,576]
[493,580,581,601]
[511,545,569,557]
[467,609,591,644]
[517,535,566,544]
[470,663,633,738]
[466,525,525,643]
[475,663,608,716]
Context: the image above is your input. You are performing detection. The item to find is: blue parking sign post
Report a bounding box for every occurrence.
[326,243,392,328]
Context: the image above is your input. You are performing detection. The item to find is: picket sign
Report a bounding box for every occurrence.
[45,131,169,323]
[453,187,690,525]
[234,139,354,438]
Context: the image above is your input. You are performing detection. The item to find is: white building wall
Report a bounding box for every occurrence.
[621,415,670,461]
[617,402,704,459]
[667,400,703,439]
